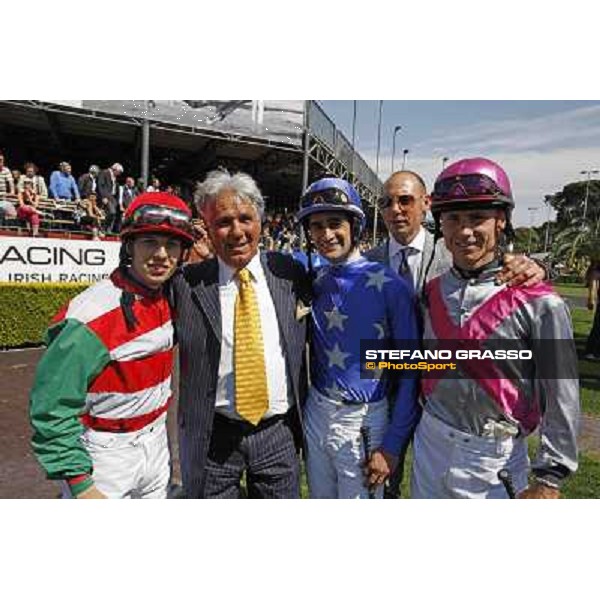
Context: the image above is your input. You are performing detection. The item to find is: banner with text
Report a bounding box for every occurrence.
[0,237,120,283]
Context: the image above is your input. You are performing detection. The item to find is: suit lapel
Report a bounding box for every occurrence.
[419,231,435,289]
[261,252,291,351]
[190,259,221,341]
[384,240,391,267]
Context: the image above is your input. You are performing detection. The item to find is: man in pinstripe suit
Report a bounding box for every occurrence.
[366,170,546,498]
[171,170,309,499]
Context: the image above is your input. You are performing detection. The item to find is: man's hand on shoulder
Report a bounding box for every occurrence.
[497,253,546,287]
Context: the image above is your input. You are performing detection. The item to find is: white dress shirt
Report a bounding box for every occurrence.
[388,226,426,289]
[215,253,291,419]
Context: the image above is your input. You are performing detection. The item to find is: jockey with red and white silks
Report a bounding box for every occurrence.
[29,193,194,499]
[411,158,580,499]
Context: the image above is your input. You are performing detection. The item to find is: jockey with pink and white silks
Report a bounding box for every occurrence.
[411,157,580,499]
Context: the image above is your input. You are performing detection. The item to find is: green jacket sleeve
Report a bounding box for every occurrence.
[29,319,111,482]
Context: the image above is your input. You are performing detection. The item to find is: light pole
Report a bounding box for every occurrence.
[391,125,402,172]
[581,169,599,223]
[141,100,151,189]
[351,101,358,180]
[527,207,540,254]
[543,195,554,254]
[402,149,409,170]
[373,100,383,247]
[351,101,358,148]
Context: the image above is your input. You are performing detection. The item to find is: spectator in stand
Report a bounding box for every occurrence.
[98,163,124,234]
[17,179,42,236]
[11,169,21,189]
[0,198,17,224]
[0,152,15,199]
[147,177,161,192]
[79,191,105,240]
[50,162,80,201]
[78,164,100,199]
[119,176,138,212]
[135,177,146,196]
[18,162,48,200]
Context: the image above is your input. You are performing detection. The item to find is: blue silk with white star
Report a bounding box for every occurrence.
[310,256,422,455]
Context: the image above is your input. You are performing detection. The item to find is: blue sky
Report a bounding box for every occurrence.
[319,101,600,227]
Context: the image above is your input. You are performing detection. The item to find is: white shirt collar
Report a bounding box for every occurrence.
[389,226,426,257]
[218,252,262,285]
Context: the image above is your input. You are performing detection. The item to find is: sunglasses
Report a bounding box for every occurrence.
[377,194,419,209]
[301,188,351,209]
[123,205,193,235]
[432,174,504,200]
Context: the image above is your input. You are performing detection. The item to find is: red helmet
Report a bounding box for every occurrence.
[121,192,194,246]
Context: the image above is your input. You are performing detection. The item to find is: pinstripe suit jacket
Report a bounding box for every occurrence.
[171,251,309,498]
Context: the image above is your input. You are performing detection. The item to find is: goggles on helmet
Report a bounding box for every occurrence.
[432,174,507,201]
[301,188,353,210]
[122,204,193,236]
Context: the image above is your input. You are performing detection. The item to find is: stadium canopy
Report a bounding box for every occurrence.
[0,100,382,213]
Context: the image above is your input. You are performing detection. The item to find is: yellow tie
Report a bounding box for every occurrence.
[234,268,269,425]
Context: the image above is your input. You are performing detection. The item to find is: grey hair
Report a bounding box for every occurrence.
[194,169,265,218]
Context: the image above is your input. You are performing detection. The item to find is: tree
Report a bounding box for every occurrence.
[546,179,600,273]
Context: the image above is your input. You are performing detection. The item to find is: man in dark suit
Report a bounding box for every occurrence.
[78,164,100,199]
[366,170,547,498]
[119,176,138,212]
[171,170,309,499]
[97,163,124,234]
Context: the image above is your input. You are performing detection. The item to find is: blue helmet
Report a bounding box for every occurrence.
[297,177,366,231]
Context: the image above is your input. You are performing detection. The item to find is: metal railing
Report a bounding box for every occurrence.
[307,101,382,195]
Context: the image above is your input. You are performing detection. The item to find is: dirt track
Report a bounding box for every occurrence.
[1,347,600,498]
[0,347,181,499]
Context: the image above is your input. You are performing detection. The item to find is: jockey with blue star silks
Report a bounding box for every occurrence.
[297,177,420,498]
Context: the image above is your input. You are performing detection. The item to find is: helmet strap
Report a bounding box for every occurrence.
[119,241,132,267]
[421,220,443,310]
[120,290,138,331]
[350,216,362,247]
[302,222,316,283]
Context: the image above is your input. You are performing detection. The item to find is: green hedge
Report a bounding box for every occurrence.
[0,283,89,348]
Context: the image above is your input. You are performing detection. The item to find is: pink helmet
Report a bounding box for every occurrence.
[431,157,514,215]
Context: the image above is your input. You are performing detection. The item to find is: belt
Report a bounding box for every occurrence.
[213,411,289,435]
[314,385,386,406]
[81,397,171,433]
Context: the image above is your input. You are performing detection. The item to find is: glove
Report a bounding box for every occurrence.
[517,482,560,499]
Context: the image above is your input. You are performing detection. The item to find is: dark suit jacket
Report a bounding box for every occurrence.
[170,251,310,498]
[77,173,96,199]
[97,169,118,206]
[365,228,452,293]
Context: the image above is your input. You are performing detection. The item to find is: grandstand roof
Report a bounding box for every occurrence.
[0,100,382,209]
